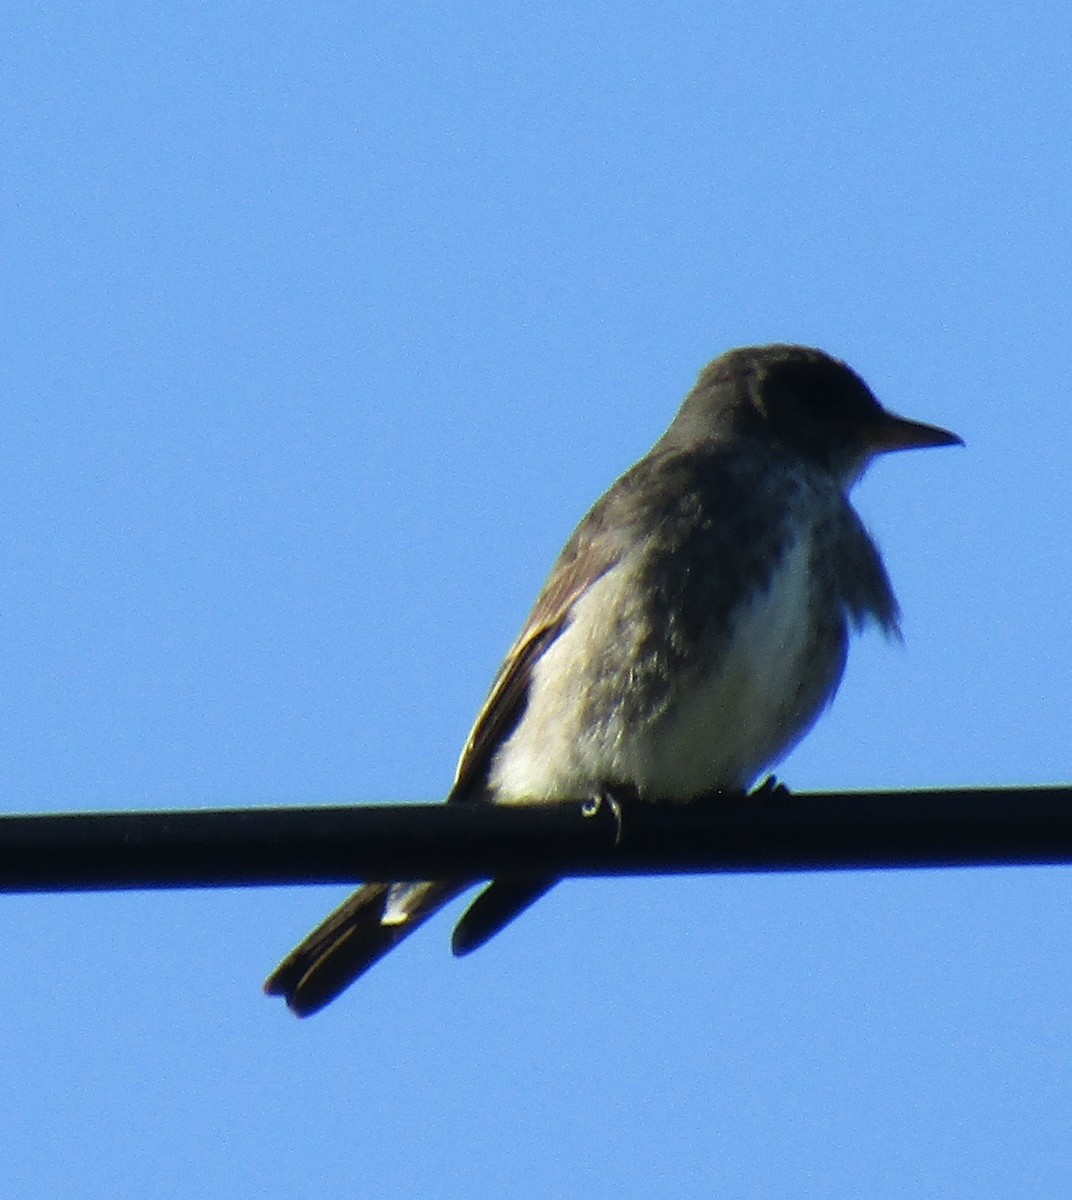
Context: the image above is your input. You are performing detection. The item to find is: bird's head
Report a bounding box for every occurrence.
[665,345,962,488]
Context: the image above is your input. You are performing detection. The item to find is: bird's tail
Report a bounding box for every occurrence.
[264,880,467,1017]
[450,878,556,956]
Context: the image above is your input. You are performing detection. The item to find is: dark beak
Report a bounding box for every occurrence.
[871,412,964,454]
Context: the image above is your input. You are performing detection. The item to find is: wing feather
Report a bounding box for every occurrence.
[448,507,624,802]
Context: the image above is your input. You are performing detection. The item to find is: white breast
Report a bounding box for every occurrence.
[489,536,834,804]
[632,535,822,795]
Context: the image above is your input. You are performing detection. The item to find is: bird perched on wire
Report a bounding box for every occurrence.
[265,343,961,1015]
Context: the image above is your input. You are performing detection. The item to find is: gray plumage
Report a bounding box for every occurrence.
[265,344,960,1015]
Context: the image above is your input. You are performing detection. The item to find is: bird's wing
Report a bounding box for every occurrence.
[449,498,627,803]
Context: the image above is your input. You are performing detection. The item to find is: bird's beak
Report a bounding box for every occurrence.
[871,412,964,454]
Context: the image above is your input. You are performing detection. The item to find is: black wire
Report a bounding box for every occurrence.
[0,786,1069,894]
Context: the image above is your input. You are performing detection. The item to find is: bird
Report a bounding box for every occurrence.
[264,343,962,1015]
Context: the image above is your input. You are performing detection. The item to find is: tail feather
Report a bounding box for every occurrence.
[451,878,557,957]
[264,880,466,1017]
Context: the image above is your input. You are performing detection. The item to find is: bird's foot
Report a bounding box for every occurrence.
[581,785,635,846]
[750,774,792,800]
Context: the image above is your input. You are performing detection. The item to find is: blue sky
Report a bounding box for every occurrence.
[2,4,1071,1197]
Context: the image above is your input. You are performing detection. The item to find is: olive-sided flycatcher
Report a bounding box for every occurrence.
[265,343,962,1015]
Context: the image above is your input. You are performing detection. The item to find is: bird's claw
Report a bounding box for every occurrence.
[750,774,791,800]
[582,787,626,846]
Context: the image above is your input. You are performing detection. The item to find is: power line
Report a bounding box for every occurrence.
[0,785,1069,894]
